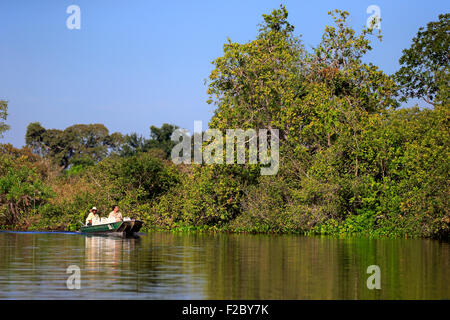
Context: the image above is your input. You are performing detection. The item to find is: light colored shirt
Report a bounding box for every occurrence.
[86,212,99,224]
[108,210,123,221]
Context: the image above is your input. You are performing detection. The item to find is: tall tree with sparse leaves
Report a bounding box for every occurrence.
[0,100,10,139]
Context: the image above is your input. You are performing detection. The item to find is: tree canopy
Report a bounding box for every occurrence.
[25,122,178,168]
[26,122,119,168]
[395,13,449,104]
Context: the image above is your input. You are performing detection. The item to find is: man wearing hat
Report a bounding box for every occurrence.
[86,207,100,225]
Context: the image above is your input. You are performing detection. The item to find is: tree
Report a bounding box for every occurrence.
[26,122,121,169]
[146,123,179,158]
[205,7,404,234]
[119,133,147,157]
[0,152,53,225]
[290,9,398,165]
[395,13,449,104]
[119,124,178,158]
[208,8,398,159]
[25,122,46,155]
[64,124,111,163]
[0,100,10,138]
[207,5,305,133]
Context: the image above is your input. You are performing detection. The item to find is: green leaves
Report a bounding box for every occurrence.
[2,7,448,238]
[208,5,304,132]
[25,122,121,169]
[0,100,10,139]
[395,13,449,104]
[0,152,53,225]
[204,7,448,238]
[260,5,294,35]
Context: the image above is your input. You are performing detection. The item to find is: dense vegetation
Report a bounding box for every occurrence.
[1,7,448,238]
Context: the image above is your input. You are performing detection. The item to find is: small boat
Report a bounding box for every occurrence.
[80,219,143,237]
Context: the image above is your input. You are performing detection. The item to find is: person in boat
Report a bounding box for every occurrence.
[86,207,100,225]
[108,205,123,222]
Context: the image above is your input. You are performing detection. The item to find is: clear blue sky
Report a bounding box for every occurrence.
[0,0,448,147]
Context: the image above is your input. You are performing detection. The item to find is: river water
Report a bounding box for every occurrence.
[0,231,448,299]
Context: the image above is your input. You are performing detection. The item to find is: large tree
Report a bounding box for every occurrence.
[119,123,178,158]
[207,7,398,156]
[207,5,305,133]
[25,122,121,168]
[146,123,179,158]
[395,13,449,105]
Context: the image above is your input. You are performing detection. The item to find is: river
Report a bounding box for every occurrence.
[0,231,448,299]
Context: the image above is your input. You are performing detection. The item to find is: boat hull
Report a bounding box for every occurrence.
[80,220,143,237]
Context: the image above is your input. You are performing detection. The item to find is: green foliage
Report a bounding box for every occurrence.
[0,100,10,138]
[2,7,448,239]
[116,152,179,200]
[207,5,305,132]
[0,151,53,225]
[119,124,178,158]
[119,133,147,157]
[147,124,179,158]
[25,122,122,168]
[153,164,259,228]
[204,7,447,238]
[395,13,449,104]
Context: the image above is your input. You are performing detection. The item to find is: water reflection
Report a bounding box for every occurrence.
[81,234,206,299]
[85,236,136,273]
[82,236,144,298]
[0,232,448,299]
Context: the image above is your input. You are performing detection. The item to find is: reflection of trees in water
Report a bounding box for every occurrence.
[0,233,448,299]
[192,235,450,299]
[81,232,450,299]
[83,234,207,297]
[0,233,86,298]
[131,233,209,298]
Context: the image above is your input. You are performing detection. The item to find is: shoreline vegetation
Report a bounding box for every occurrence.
[1,7,449,239]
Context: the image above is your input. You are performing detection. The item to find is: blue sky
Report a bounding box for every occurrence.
[0,0,448,147]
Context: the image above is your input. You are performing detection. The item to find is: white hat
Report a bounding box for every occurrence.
[92,207,97,210]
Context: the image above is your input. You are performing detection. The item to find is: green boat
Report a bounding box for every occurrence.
[80,220,143,237]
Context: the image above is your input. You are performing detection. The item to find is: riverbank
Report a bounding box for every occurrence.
[2,216,448,240]
[1,8,448,240]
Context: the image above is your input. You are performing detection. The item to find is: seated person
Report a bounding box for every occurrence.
[85,207,100,225]
[108,205,123,222]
